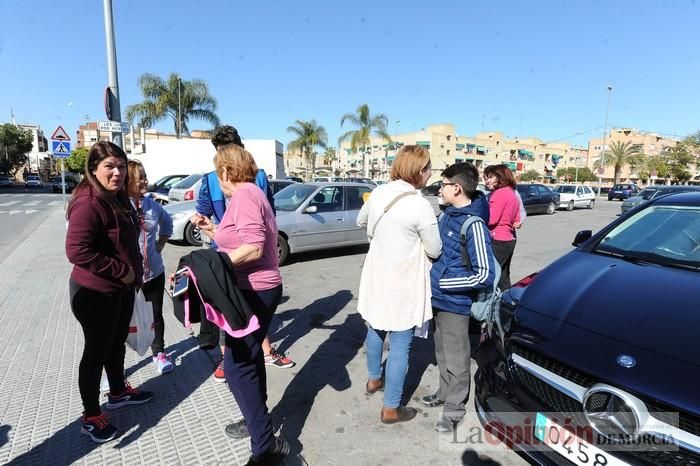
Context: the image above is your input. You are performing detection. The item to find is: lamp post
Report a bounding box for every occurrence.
[597,85,613,195]
[102,0,123,148]
[177,75,182,139]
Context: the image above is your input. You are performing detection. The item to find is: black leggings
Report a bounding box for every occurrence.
[142,273,166,355]
[69,279,134,417]
[492,239,516,290]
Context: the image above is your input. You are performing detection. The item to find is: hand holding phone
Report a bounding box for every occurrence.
[167,267,190,297]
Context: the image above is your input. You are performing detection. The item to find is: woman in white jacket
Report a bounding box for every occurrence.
[356,145,442,424]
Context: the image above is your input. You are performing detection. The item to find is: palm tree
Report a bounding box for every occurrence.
[287,120,328,179]
[339,104,391,178]
[125,73,220,137]
[594,141,643,184]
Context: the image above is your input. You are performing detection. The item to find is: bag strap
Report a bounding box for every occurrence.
[369,191,417,238]
[458,215,484,267]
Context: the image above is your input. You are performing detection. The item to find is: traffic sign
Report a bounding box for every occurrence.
[51,125,71,141]
[52,140,71,158]
[98,120,131,133]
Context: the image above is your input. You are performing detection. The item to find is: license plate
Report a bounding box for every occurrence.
[534,412,629,466]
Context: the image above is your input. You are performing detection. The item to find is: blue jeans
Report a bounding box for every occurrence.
[365,325,414,408]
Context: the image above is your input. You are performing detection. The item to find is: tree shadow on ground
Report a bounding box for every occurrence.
[270,312,366,455]
[7,337,212,466]
[267,290,353,356]
[402,331,437,406]
[282,244,368,266]
[462,449,503,465]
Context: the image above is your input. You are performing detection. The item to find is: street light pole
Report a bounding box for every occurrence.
[102,0,123,148]
[177,76,182,139]
[597,85,613,195]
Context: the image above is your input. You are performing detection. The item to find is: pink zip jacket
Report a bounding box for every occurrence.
[488,186,521,241]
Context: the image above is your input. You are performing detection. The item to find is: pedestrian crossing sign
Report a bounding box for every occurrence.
[52,140,71,158]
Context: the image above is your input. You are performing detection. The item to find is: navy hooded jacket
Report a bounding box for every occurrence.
[430,192,496,315]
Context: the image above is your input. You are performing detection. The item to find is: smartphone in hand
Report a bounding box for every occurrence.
[166,268,189,297]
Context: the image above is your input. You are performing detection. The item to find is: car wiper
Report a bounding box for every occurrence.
[594,248,652,265]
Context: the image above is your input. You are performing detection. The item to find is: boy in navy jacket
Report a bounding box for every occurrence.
[421,162,496,432]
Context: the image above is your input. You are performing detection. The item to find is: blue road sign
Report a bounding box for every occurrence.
[52,140,71,158]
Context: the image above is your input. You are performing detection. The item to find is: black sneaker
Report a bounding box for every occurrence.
[80,413,118,443]
[106,381,153,409]
[245,436,290,465]
[225,419,250,440]
[421,393,444,408]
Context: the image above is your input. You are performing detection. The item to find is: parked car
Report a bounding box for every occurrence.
[163,200,201,246]
[621,185,700,214]
[608,183,640,201]
[25,175,43,188]
[553,184,596,211]
[284,176,304,183]
[168,174,203,202]
[0,176,13,187]
[148,174,188,195]
[423,181,488,215]
[312,177,330,182]
[50,176,77,193]
[517,183,561,214]
[475,191,700,466]
[274,182,374,265]
[345,177,377,186]
[331,177,344,182]
[269,179,297,195]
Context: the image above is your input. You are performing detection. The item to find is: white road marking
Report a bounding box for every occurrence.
[9,210,22,215]
[25,210,39,214]
[0,201,20,206]
[23,201,40,206]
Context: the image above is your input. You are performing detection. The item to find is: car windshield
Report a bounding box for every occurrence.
[554,185,576,194]
[28,176,39,181]
[594,204,700,270]
[274,184,317,211]
[172,174,201,189]
[637,188,659,200]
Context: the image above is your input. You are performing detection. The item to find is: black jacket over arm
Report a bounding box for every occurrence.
[172,249,254,350]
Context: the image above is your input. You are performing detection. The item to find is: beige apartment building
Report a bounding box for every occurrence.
[76,122,211,152]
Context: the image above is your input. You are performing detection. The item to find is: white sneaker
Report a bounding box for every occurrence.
[153,352,174,374]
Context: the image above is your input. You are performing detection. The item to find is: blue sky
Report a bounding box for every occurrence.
[1,0,698,148]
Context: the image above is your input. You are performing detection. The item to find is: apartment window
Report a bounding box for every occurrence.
[447,149,451,156]
[446,135,452,141]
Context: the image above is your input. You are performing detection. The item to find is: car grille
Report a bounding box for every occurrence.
[512,347,700,466]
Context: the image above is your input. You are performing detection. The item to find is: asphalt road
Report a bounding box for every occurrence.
[0,189,70,259]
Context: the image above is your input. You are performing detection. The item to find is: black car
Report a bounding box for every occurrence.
[269,179,296,195]
[50,176,77,193]
[283,176,304,183]
[516,184,560,215]
[475,192,700,466]
[608,183,640,201]
[148,174,188,195]
[345,177,377,186]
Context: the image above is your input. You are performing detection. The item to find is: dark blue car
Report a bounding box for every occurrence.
[475,192,700,466]
[608,183,640,201]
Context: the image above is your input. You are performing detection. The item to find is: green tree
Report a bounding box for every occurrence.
[125,73,220,137]
[322,146,337,166]
[520,169,540,182]
[593,141,642,184]
[286,120,328,179]
[556,166,597,183]
[664,142,695,183]
[0,123,33,178]
[339,104,391,178]
[65,146,89,173]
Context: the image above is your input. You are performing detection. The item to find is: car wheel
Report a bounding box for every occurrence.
[546,201,556,215]
[277,234,289,266]
[184,222,203,246]
[588,199,595,209]
[567,200,574,211]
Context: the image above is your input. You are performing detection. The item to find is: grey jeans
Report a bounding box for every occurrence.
[433,309,471,421]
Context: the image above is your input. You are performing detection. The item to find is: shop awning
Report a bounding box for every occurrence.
[455,143,465,150]
[476,145,487,152]
[416,141,431,148]
[455,157,464,163]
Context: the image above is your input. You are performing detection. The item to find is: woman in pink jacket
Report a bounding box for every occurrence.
[484,165,521,289]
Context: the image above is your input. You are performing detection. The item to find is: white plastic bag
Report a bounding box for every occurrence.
[126,290,155,356]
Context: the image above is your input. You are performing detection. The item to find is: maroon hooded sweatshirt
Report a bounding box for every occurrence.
[66,186,143,293]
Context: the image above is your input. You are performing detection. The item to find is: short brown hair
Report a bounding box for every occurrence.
[486,164,516,189]
[390,145,430,186]
[215,143,258,183]
[127,159,146,182]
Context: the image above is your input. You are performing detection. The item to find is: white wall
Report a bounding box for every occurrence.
[134,138,285,182]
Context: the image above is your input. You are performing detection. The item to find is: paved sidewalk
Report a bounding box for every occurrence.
[0,207,524,465]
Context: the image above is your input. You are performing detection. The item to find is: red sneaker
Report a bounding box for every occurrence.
[264,348,295,369]
[214,358,226,382]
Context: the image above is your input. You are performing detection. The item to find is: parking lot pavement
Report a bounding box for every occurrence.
[0,200,621,465]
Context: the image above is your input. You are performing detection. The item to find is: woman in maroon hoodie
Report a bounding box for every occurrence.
[66,141,153,443]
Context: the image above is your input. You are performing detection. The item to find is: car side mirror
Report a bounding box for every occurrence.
[303,205,318,214]
[572,230,592,246]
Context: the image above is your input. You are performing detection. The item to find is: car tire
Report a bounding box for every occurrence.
[588,199,595,209]
[277,234,289,266]
[546,201,556,215]
[567,200,574,211]
[184,222,203,246]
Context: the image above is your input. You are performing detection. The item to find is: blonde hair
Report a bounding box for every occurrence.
[390,145,430,186]
[127,159,146,183]
[215,143,258,183]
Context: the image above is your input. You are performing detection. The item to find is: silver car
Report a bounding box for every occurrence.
[168,174,203,202]
[163,200,202,246]
[621,185,700,214]
[274,182,373,264]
